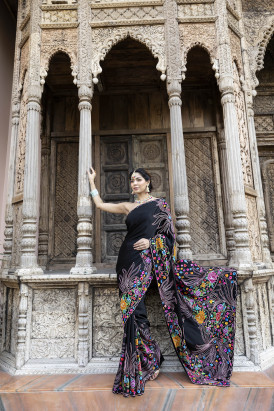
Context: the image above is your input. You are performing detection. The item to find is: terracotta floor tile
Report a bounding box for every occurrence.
[264,365,274,381]
[145,372,182,389]
[1,392,75,411]
[114,389,169,411]
[0,375,42,392]
[20,374,81,392]
[230,371,274,387]
[170,388,213,410]
[62,373,115,391]
[206,387,274,411]
[0,371,16,387]
[164,372,204,388]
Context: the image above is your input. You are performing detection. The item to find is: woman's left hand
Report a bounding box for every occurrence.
[133,238,150,250]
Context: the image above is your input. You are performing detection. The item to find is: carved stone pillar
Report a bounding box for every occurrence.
[215,0,252,268]
[38,107,51,269]
[78,282,89,366]
[167,80,192,259]
[16,283,29,368]
[17,85,43,276]
[243,278,259,365]
[237,0,272,268]
[1,104,20,274]
[217,132,236,259]
[71,86,96,274]
[1,0,22,275]
[246,105,272,267]
[220,88,253,268]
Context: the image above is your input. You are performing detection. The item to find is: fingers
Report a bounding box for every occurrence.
[87,167,96,177]
[133,239,149,250]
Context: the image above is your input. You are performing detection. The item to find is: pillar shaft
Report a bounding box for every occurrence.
[2,107,20,273]
[168,81,192,259]
[70,87,96,274]
[18,86,43,276]
[217,135,236,257]
[221,91,253,268]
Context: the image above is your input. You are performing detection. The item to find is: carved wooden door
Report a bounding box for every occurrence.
[49,140,78,267]
[100,134,169,263]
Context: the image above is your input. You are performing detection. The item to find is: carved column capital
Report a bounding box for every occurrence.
[27,84,42,104]
[167,79,182,108]
[78,84,93,102]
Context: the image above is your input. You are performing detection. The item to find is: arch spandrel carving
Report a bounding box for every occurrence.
[91,26,166,80]
[179,23,217,70]
[40,28,78,72]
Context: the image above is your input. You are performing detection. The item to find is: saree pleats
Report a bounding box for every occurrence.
[113,199,237,396]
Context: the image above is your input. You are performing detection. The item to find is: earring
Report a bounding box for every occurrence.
[146,185,150,193]
[131,190,134,195]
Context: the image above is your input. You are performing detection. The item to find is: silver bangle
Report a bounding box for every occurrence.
[90,189,99,198]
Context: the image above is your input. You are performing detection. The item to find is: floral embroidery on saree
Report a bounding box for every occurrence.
[113,198,237,396]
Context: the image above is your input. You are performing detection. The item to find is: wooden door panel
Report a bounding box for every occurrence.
[133,134,170,203]
[100,137,132,262]
[49,141,78,266]
[100,134,169,263]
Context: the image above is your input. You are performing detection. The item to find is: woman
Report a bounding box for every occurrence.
[88,167,237,397]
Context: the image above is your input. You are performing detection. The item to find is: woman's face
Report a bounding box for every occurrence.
[130,172,149,194]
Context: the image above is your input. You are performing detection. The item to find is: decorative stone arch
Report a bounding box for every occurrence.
[91,26,167,82]
[183,43,218,80]
[256,20,274,73]
[40,47,77,85]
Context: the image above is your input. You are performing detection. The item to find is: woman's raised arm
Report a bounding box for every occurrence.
[87,167,130,215]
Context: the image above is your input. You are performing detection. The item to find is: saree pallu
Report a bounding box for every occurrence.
[113,198,237,397]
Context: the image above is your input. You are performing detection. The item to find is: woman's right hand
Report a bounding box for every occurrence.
[87,167,96,186]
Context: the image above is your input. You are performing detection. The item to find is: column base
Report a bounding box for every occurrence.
[70,265,97,275]
[17,267,44,276]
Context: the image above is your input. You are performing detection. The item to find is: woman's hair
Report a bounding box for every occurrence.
[129,168,153,192]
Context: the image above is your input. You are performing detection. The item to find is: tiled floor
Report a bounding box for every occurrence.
[0,367,273,411]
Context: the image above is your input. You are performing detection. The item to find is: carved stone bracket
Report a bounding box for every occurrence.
[16,284,29,368]
[242,278,259,364]
[77,282,89,366]
[91,25,166,82]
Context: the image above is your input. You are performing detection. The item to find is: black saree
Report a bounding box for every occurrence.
[112,198,237,397]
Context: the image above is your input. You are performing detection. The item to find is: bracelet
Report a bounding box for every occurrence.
[90,189,99,198]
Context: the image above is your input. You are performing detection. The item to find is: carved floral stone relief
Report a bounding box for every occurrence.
[179,22,216,64]
[41,9,78,26]
[256,282,272,351]
[92,287,174,357]
[11,203,23,268]
[4,288,19,356]
[41,28,77,71]
[245,194,263,262]
[15,77,28,197]
[235,290,245,355]
[233,62,254,188]
[30,289,76,359]
[229,30,243,72]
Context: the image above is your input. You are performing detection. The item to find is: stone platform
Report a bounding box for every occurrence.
[0,366,273,411]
